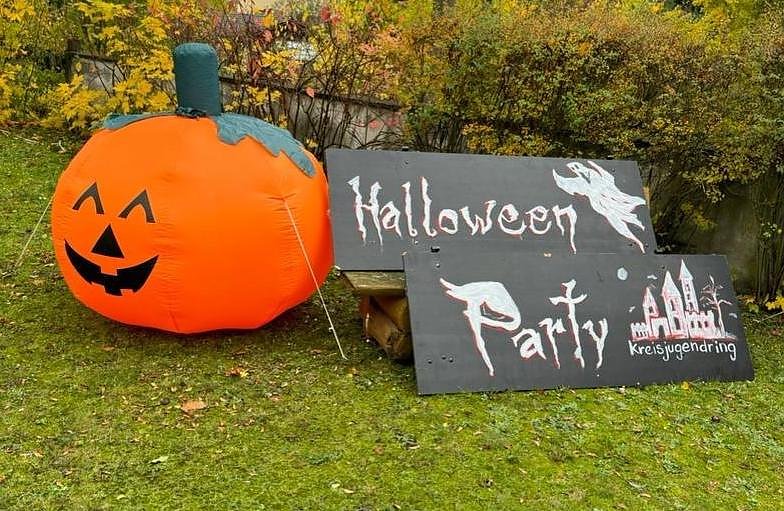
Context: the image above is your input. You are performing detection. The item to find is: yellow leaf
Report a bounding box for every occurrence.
[225,366,249,378]
[765,295,784,311]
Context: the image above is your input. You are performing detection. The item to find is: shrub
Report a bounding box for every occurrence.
[30,0,401,157]
[0,0,71,123]
[191,0,402,158]
[4,0,784,297]
[384,0,784,296]
[43,0,176,132]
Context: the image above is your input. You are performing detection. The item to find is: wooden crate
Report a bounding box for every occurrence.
[341,271,412,361]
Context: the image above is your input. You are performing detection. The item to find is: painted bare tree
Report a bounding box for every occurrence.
[700,275,733,338]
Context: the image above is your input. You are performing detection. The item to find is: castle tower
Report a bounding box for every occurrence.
[662,271,688,339]
[679,260,698,312]
[643,287,658,334]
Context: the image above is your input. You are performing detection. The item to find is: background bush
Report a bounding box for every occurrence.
[3,0,784,300]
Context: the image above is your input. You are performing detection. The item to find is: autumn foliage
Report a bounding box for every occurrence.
[4,0,784,297]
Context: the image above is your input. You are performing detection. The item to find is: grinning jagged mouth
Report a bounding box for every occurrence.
[65,241,158,296]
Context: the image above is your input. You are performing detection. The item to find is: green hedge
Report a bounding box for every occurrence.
[389,0,784,297]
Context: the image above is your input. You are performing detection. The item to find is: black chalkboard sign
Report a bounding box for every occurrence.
[326,149,657,270]
[404,247,753,394]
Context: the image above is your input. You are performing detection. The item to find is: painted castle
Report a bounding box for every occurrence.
[630,261,726,342]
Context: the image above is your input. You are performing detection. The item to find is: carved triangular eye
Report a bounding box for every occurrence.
[119,190,155,223]
[73,182,104,214]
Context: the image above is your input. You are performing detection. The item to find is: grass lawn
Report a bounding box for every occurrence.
[1,127,783,510]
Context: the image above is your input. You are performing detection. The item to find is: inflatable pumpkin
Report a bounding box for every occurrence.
[51,43,333,333]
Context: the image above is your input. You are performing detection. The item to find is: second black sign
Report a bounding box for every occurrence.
[405,247,753,395]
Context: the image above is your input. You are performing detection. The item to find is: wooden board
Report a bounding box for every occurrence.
[404,246,753,395]
[342,271,406,296]
[327,149,657,270]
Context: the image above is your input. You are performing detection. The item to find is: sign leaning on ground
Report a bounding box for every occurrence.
[326,149,658,270]
[404,247,754,394]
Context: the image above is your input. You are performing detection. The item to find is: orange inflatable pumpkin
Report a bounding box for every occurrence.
[51,44,333,333]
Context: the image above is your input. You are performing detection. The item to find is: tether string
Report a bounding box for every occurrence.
[283,199,347,359]
[14,193,54,271]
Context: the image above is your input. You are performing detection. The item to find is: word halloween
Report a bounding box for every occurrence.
[441,277,608,376]
[347,161,647,254]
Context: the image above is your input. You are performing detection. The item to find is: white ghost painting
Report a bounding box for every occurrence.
[553,161,647,252]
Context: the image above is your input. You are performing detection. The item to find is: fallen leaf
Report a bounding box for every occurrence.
[149,455,168,464]
[342,488,355,494]
[225,366,248,378]
[681,381,690,390]
[180,400,207,414]
[100,345,115,352]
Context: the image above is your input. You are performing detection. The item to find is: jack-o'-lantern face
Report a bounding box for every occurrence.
[64,182,158,296]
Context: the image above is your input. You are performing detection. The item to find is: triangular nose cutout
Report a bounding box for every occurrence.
[91,225,124,258]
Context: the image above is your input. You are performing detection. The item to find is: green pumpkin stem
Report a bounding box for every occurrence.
[173,43,222,116]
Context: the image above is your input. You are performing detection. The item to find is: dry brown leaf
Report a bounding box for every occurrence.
[225,366,248,378]
[180,399,207,414]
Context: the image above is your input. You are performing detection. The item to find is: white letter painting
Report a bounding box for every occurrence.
[404,248,753,395]
[439,277,608,378]
[327,150,655,270]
